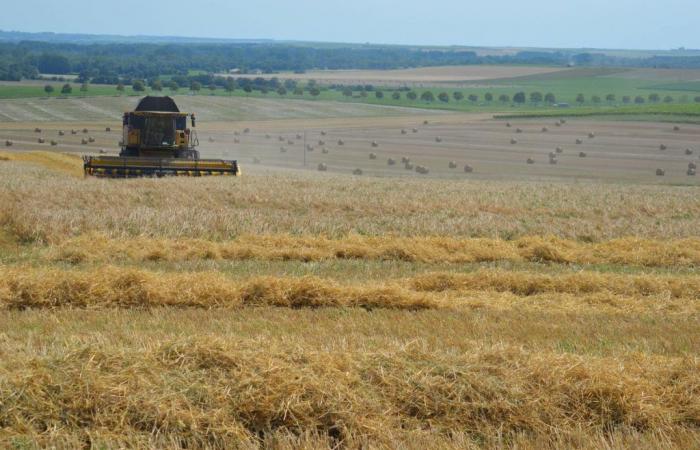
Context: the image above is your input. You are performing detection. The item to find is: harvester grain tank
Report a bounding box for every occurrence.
[83,96,240,177]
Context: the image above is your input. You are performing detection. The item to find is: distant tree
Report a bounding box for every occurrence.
[309,87,321,97]
[498,94,510,103]
[375,90,384,99]
[529,92,543,103]
[634,96,645,104]
[116,83,125,94]
[342,87,353,97]
[663,95,674,103]
[225,79,235,94]
[307,79,317,89]
[391,91,401,100]
[61,83,72,94]
[276,86,287,96]
[293,87,303,95]
[605,94,616,103]
[453,91,464,101]
[622,95,631,104]
[484,92,493,102]
[513,92,526,104]
[544,92,556,104]
[244,85,253,94]
[467,94,478,103]
[44,84,54,96]
[575,93,585,104]
[80,82,88,92]
[168,80,179,92]
[648,93,660,103]
[132,80,145,92]
[208,84,217,93]
[190,81,201,93]
[420,91,435,102]
[591,95,601,104]
[364,84,374,92]
[438,92,449,102]
[406,91,417,100]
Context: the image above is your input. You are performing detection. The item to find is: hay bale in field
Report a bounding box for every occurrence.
[548,151,556,158]
[674,125,681,131]
[5,140,12,146]
[659,144,667,150]
[423,120,429,125]
[404,162,414,170]
[321,148,329,154]
[579,151,587,157]
[549,155,558,165]
[88,137,95,143]
[401,129,407,134]
[321,131,327,136]
[278,136,285,142]
[526,157,535,164]
[412,128,418,133]
[560,119,566,124]
[317,162,327,171]
[387,158,396,165]
[337,139,344,146]
[81,138,88,145]
[318,140,325,146]
[234,138,240,144]
[71,129,77,135]
[50,140,58,146]
[435,136,442,142]
[448,160,457,168]
[208,137,215,142]
[244,128,250,134]
[576,138,583,144]
[82,128,88,134]
[541,127,548,132]
[253,157,260,164]
[118,140,124,146]
[655,168,665,176]
[688,168,696,176]
[556,146,563,153]
[99,149,107,154]
[588,132,595,138]
[463,164,474,173]
[306,144,314,152]
[555,122,561,127]
[369,152,377,160]
[279,146,287,153]
[352,168,363,175]
[510,138,518,144]
[105,127,111,132]
[37,138,45,144]
[401,156,410,164]
[58,130,65,136]
[34,127,41,133]
[296,133,302,140]
[688,161,697,170]
[415,165,429,174]
[506,122,511,127]
[287,139,294,145]
[515,128,523,133]
[371,140,378,147]
[234,131,240,136]
[685,148,693,155]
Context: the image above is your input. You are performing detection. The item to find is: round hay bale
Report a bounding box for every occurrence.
[34,127,42,133]
[548,151,556,158]
[423,120,429,125]
[5,140,12,147]
[82,128,88,134]
[318,140,325,146]
[463,164,474,173]
[688,168,696,176]
[400,156,410,164]
[415,165,429,174]
[88,137,95,143]
[234,131,240,136]
[371,140,378,147]
[253,157,261,164]
[541,127,548,132]
[58,130,65,136]
[588,132,595,138]
[674,125,681,131]
[510,138,518,145]
[659,144,667,151]
[105,127,111,132]
[208,137,215,143]
[526,158,535,164]
[516,128,523,133]
[435,136,442,143]
[287,139,294,145]
[688,161,697,170]
[81,138,88,145]
[549,156,558,165]
[556,146,563,154]
[99,149,107,154]
[352,168,363,175]
[387,158,396,166]
[685,148,693,155]
[50,140,58,146]
[448,161,457,169]
[71,129,78,135]
[579,151,587,158]
[306,144,314,152]
[576,139,583,144]
[555,122,561,127]
[560,119,566,124]
[278,136,285,142]
[37,138,45,144]
[337,139,344,146]
[655,168,665,176]
[243,128,250,134]
[234,138,240,144]
[296,133,302,140]
[321,148,329,154]
[404,162,414,170]
[369,152,377,160]
[401,129,407,135]
[279,146,287,153]
[412,128,418,133]
[506,122,511,127]
[321,131,327,136]
[317,162,327,171]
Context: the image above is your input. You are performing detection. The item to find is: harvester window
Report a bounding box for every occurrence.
[143,115,175,147]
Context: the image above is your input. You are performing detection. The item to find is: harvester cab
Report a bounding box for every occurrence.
[83,96,240,177]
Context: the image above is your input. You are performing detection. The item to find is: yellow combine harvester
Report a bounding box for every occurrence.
[83,96,240,177]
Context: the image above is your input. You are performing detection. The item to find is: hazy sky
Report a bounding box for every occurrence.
[2,0,697,50]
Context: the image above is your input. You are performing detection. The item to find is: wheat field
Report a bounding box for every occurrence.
[0,152,699,449]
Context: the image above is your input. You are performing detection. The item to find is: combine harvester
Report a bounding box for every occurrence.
[83,96,240,177]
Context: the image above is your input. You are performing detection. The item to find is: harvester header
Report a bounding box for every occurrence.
[83,96,240,177]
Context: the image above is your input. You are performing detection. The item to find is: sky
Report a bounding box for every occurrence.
[2,0,698,50]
